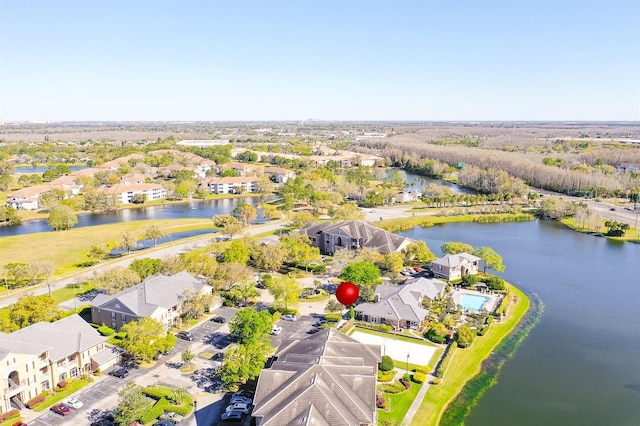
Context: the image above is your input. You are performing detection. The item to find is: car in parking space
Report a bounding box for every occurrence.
[610,207,616,211]
[176,331,194,341]
[211,316,226,323]
[153,421,174,426]
[226,403,251,414]
[271,325,282,335]
[12,422,28,426]
[282,314,297,322]
[109,367,129,378]
[307,328,321,334]
[233,390,254,399]
[91,420,114,426]
[158,411,184,423]
[65,397,84,409]
[314,319,327,327]
[221,411,245,422]
[211,351,224,370]
[230,395,252,405]
[50,403,72,416]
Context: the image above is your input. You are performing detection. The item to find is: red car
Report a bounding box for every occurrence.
[50,403,71,416]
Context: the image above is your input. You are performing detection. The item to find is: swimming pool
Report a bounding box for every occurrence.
[460,294,490,312]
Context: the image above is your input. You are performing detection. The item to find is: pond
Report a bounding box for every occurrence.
[399,221,640,426]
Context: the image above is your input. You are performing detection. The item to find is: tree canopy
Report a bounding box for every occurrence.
[7,295,62,330]
[340,261,381,285]
[114,383,151,426]
[119,318,175,363]
[472,247,505,273]
[47,205,78,231]
[229,308,273,345]
[441,241,474,255]
[220,341,272,391]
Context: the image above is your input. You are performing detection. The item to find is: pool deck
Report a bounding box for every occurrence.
[451,288,501,313]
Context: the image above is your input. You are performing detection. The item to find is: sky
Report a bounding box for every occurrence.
[1,0,639,122]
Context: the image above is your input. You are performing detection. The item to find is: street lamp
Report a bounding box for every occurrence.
[406,352,410,374]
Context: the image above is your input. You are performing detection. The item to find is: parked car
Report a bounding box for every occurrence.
[159,412,184,423]
[232,390,254,399]
[91,420,113,426]
[153,421,174,426]
[282,315,297,322]
[212,352,224,370]
[226,403,251,414]
[220,411,244,421]
[109,367,129,378]
[307,328,321,334]
[610,207,616,211]
[211,316,226,323]
[271,325,282,335]
[50,403,71,416]
[314,319,327,327]
[65,397,84,409]
[230,395,252,405]
[176,331,194,341]
[12,422,28,426]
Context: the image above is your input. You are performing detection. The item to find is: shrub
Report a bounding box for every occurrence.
[168,402,193,416]
[267,307,299,316]
[413,372,426,384]
[114,331,127,340]
[485,276,505,290]
[379,355,394,372]
[0,410,19,422]
[143,387,174,400]
[97,325,115,336]
[414,365,431,375]
[139,397,169,424]
[26,395,46,408]
[426,328,445,344]
[462,275,478,286]
[57,380,68,389]
[477,326,489,336]
[402,374,411,382]
[376,395,387,408]
[430,377,442,385]
[380,324,393,332]
[378,382,406,394]
[377,370,395,382]
[324,314,342,322]
[400,379,411,389]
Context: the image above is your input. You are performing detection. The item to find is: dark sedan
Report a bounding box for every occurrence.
[176,331,194,341]
[109,367,129,378]
[211,316,227,323]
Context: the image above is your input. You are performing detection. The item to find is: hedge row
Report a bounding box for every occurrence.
[377,370,395,382]
[378,381,407,394]
[26,395,45,409]
[139,397,169,424]
[0,409,19,422]
[413,371,426,384]
[435,342,458,378]
[97,325,115,336]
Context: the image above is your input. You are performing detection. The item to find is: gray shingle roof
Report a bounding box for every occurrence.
[432,252,481,268]
[4,314,105,362]
[252,328,381,426]
[356,278,446,323]
[300,220,413,254]
[90,271,209,316]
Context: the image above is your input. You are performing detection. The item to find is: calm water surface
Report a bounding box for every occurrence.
[400,220,640,426]
[0,197,267,237]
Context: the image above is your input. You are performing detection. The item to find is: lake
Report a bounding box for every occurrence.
[399,221,640,426]
[0,197,268,237]
[12,166,89,174]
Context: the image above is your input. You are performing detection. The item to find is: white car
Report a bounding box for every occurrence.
[271,325,282,335]
[226,403,251,414]
[282,314,297,322]
[65,397,83,409]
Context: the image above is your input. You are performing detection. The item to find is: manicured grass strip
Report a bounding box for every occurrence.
[33,379,90,411]
[350,326,439,347]
[410,283,530,426]
[50,282,95,303]
[0,218,214,276]
[378,381,423,423]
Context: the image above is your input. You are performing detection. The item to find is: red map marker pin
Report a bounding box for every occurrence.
[335,282,359,306]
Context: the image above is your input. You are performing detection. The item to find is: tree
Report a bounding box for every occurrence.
[94,267,141,294]
[455,323,476,348]
[210,262,252,291]
[473,247,506,273]
[212,214,238,228]
[267,276,301,310]
[181,347,195,365]
[325,299,343,313]
[160,255,187,276]
[231,202,258,226]
[220,341,272,391]
[181,289,213,320]
[117,232,139,255]
[87,245,108,264]
[114,383,151,426]
[129,258,162,280]
[0,206,22,225]
[604,220,630,237]
[143,225,165,247]
[340,261,381,285]
[229,308,273,344]
[47,205,78,231]
[288,211,317,229]
[227,280,260,307]
[262,204,282,220]
[183,251,218,278]
[222,240,251,264]
[379,355,394,372]
[539,196,575,219]
[9,295,62,329]
[441,241,474,255]
[119,317,175,363]
[250,243,288,271]
[383,252,404,274]
[280,233,321,270]
[404,241,436,265]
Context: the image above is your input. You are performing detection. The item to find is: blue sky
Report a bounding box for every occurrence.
[1,0,639,121]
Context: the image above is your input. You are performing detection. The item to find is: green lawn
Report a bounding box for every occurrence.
[350,326,439,347]
[32,379,90,411]
[411,283,530,426]
[378,381,423,423]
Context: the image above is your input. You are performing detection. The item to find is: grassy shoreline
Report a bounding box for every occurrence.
[410,283,530,426]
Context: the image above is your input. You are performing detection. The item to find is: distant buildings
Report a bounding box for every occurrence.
[176,139,230,147]
[96,183,167,204]
[199,176,259,194]
[252,328,380,426]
